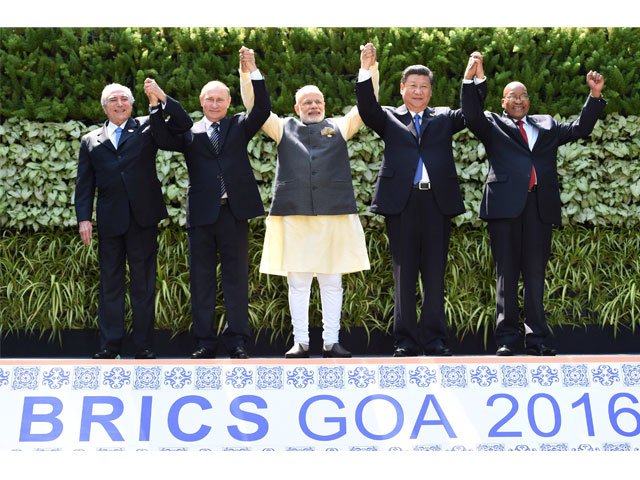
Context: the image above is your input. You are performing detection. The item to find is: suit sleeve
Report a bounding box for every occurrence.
[461,81,492,141]
[556,95,606,146]
[149,97,190,152]
[242,79,272,138]
[163,95,193,133]
[355,77,386,136]
[74,137,96,223]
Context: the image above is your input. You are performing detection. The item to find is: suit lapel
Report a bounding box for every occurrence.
[528,116,545,149]
[195,119,217,155]
[96,121,116,153]
[501,114,529,148]
[420,108,434,138]
[116,118,138,149]
[395,105,419,140]
[218,117,230,152]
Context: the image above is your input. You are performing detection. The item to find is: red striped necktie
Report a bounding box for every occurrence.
[516,120,537,190]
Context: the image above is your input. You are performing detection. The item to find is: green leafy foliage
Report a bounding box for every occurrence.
[2,226,639,343]
[1,27,639,121]
[2,26,639,343]
[1,111,638,231]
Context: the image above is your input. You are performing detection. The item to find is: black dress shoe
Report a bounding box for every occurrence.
[526,344,556,356]
[229,346,249,359]
[393,347,421,357]
[424,345,453,357]
[285,343,309,359]
[191,347,216,359]
[322,343,352,358]
[496,345,515,356]
[92,349,119,359]
[134,349,156,359]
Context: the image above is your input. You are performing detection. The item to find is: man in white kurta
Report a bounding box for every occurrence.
[241,47,379,358]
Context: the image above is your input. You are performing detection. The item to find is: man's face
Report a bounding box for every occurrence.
[501,83,530,120]
[295,92,325,124]
[103,89,133,125]
[400,74,432,113]
[200,86,231,122]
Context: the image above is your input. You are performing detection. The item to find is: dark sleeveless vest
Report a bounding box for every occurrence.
[269,117,357,215]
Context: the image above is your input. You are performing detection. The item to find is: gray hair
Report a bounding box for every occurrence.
[295,85,324,105]
[100,83,134,108]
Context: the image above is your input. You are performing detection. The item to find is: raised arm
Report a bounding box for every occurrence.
[557,71,606,144]
[239,47,283,143]
[355,43,386,137]
[239,46,272,138]
[144,78,193,152]
[461,52,491,139]
[337,43,381,140]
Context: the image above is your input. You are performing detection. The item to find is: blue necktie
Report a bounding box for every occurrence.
[413,114,424,184]
[114,126,122,148]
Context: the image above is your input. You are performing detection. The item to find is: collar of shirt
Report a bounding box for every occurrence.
[204,119,221,132]
[513,116,538,149]
[107,121,127,145]
[107,121,127,137]
[409,110,424,120]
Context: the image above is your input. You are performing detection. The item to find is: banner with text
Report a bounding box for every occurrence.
[1,357,639,451]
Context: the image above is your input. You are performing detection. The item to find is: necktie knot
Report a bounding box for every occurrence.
[516,119,529,143]
[414,114,421,132]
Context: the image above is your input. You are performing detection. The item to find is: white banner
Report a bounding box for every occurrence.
[1,356,639,451]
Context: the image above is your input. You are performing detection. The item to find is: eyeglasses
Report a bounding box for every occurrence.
[504,94,530,101]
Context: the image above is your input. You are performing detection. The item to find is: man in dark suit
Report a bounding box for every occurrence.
[148,47,271,359]
[461,53,606,356]
[75,79,193,359]
[356,43,487,357]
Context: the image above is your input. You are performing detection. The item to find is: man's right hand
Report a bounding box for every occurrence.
[79,220,92,246]
[240,46,257,73]
[464,51,484,80]
[144,78,167,106]
[360,42,376,70]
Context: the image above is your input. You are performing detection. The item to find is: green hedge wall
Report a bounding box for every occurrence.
[1,112,638,231]
[1,27,639,340]
[1,27,639,121]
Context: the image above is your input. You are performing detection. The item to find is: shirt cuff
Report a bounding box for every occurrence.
[250,69,263,80]
[358,68,372,82]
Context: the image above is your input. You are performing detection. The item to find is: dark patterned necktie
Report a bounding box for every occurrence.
[209,122,221,154]
[209,122,226,196]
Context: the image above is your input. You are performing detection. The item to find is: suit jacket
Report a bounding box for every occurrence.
[151,79,271,227]
[75,96,193,237]
[461,82,606,224]
[356,78,487,216]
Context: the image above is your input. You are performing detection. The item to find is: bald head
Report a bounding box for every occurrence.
[502,81,527,97]
[501,81,530,121]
